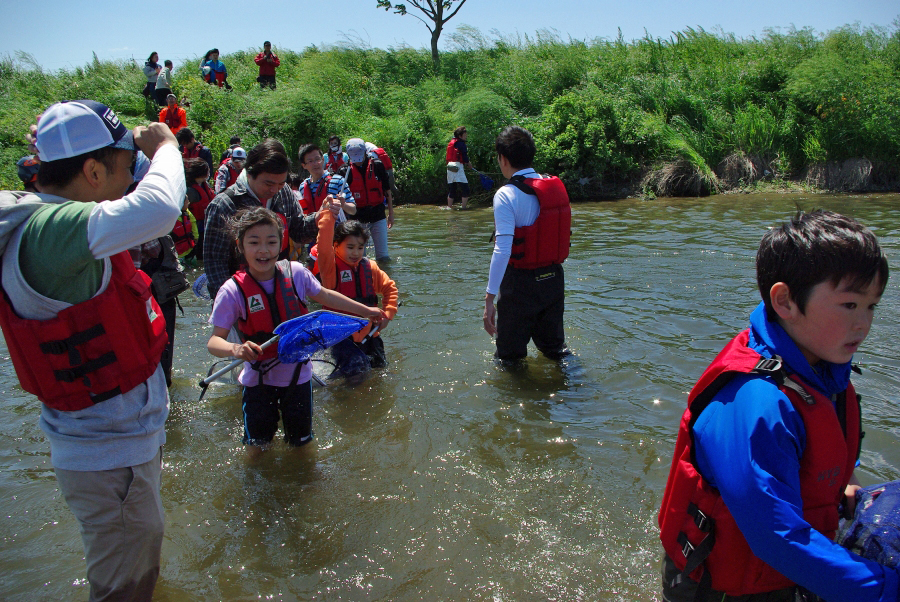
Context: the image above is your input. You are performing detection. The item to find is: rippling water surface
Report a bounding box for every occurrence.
[1,193,898,600]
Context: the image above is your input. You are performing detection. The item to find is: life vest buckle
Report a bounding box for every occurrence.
[753,357,783,373]
[693,509,711,533]
[681,538,695,559]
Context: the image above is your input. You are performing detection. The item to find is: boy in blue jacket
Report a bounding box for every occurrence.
[659,210,895,601]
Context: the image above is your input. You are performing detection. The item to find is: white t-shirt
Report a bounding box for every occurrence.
[486,168,541,295]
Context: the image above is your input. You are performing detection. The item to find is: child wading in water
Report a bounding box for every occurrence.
[316,198,398,377]
[208,207,384,458]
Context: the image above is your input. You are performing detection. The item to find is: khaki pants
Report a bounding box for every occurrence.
[55,449,164,602]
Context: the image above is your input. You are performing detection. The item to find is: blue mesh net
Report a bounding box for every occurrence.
[273,311,369,364]
[837,481,900,568]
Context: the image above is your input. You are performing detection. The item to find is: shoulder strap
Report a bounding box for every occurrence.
[506,175,536,196]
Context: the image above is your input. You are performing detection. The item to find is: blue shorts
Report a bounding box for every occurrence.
[241,377,313,446]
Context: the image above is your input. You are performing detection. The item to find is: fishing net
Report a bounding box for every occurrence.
[274,311,368,364]
[837,481,900,568]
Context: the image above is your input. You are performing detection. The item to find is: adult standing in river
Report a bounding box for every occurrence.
[446,126,473,209]
[483,125,571,362]
[202,139,321,299]
[0,101,184,601]
[344,138,393,262]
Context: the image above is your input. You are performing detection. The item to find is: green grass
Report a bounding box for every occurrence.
[2,20,899,198]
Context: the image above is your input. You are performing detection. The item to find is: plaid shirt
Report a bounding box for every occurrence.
[203,177,317,299]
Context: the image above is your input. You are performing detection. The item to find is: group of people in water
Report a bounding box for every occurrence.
[3,86,899,602]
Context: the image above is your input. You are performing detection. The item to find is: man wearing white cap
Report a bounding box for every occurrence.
[344,137,393,261]
[215,145,247,193]
[0,100,184,601]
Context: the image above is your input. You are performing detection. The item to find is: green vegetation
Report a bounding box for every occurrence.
[2,20,899,199]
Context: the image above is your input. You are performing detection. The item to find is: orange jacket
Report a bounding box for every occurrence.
[159,105,187,135]
[316,210,397,341]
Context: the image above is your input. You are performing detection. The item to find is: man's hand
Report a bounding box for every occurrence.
[134,122,177,159]
[483,294,497,336]
[387,208,394,229]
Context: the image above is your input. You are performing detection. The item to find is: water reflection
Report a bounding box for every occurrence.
[0,194,898,600]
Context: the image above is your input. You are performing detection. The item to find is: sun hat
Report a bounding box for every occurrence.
[35,100,134,162]
[231,147,247,160]
[345,138,367,163]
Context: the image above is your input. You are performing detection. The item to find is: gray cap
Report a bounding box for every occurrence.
[345,138,367,163]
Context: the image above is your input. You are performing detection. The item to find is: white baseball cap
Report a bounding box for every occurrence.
[36,100,135,162]
[231,147,247,160]
[345,138,367,163]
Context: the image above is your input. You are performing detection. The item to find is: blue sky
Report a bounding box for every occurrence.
[1,0,897,71]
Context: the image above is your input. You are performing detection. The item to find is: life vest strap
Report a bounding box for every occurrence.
[39,323,106,367]
[53,350,117,384]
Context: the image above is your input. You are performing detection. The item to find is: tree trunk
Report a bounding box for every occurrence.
[431,25,441,71]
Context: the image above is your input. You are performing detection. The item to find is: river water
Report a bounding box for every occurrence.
[0,193,898,601]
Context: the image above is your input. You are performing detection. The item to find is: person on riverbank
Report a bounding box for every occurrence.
[142,52,161,99]
[483,125,570,362]
[184,157,213,261]
[658,210,894,602]
[447,126,473,209]
[325,135,348,175]
[298,143,355,219]
[254,41,280,90]
[16,154,40,192]
[159,94,187,136]
[201,49,231,89]
[207,206,383,458]
[154,60,174,106]
[315,200,397,377]
[214,146,246,194]
[0,101,184,600]
[344,138,393,261]
[177,128,214,176]
[203,139,321,299]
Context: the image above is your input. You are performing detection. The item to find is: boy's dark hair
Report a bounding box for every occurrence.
[288,172,303,189]
[37,147,120,189]
[175,128,195,146]
[183,157,210,182]
[245,139,290,177]
[495,125,535,169]
[229,136,241,145]
[328,135,340,145]
[334,220,370,246]
[453,126,467,139]
[298,143,322,165]
[164,60,173,67]
[228,207,283,249]
[757,210,889,318]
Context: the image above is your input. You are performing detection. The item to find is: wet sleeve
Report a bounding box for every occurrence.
[694,377,899,602]
[316,210,337,291]
[370,264,398,320]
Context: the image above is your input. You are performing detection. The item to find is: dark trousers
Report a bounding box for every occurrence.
[158,297,176,387]
[496,264,566,361]
[257,75,276,89]
[153,87,171,106]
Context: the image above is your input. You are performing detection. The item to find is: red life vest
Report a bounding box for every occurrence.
[171,213,195,255]
[182,143,205,160]
[301,175,332,214]
[188,181,214,224]
[657,330,861,596]
[506,176,571,269]
[326,150,345,173]
[224,162,240,189]
[0,251,168,411]
[446,138,462,163]
[231,260,307,363]
[371,147,392,169]
[324,255,377,314]
[346,160,384,209]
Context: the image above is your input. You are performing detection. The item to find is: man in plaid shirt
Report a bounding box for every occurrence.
[203,139,321,299]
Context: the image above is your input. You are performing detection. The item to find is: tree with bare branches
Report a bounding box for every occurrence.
[376,0,469,70]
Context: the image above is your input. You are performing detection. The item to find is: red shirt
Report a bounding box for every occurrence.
[254,52,280,76]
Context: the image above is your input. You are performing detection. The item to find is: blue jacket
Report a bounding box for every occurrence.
[694,302,899,601]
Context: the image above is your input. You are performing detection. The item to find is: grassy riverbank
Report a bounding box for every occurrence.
[1,21,899,200]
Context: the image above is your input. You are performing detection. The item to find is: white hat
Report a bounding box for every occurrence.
[345,138,366,163]
[231,147,247,160]
[36,100,135,162]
